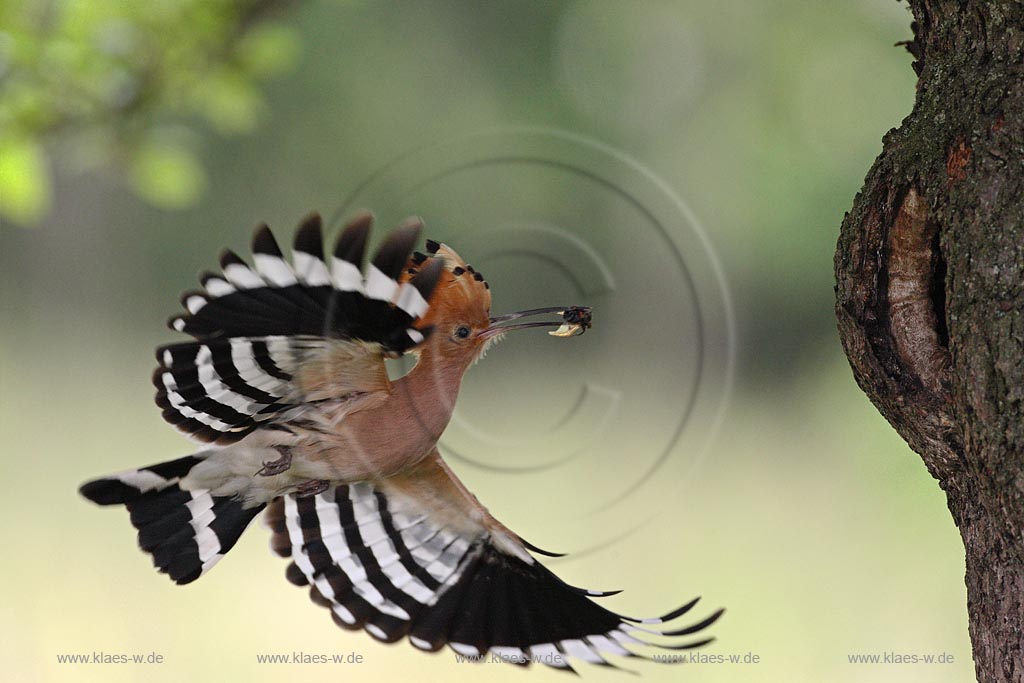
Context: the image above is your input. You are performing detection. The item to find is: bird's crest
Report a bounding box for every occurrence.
[406,237,492,333]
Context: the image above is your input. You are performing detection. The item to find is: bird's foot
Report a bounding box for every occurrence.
[295,479,330,497]
[256,446,292,477]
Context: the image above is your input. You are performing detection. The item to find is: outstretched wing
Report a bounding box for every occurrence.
[154,212,444,444]
[264,449,723,672]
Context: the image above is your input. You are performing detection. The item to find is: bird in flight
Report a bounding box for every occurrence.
[79,212,722,672]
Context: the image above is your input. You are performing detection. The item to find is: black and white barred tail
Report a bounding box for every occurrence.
[155,212,443,444]
[79,455,265,585]
[266,484,724,672]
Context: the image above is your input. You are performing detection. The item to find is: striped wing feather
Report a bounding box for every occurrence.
[154,213,443,444]
[265,451,724,672]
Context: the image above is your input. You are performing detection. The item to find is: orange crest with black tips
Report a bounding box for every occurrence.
[403,239,492,333]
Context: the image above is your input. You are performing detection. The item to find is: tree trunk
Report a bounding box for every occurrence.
[834,2,1024,682]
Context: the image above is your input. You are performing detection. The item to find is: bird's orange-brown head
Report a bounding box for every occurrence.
[401,237,591,368]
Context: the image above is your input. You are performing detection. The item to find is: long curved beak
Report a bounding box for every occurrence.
[480,306,592,340]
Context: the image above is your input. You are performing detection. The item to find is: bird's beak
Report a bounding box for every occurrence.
[480,306,592,340]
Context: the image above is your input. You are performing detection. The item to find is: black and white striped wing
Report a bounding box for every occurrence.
[264,462,723,672]
[154,213,443,443]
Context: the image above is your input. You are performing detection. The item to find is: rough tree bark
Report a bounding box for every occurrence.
[834,2,1023,682]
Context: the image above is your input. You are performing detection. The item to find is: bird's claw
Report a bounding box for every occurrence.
[295,479,330,497]
[256,446,292,477]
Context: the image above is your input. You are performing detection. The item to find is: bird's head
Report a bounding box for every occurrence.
[403,239,591,368]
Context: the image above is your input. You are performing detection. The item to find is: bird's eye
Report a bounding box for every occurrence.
[455,326,471,339]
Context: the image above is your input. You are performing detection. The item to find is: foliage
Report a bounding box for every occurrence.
[0,0,301,224]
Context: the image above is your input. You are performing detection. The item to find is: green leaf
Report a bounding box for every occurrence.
[0,136,51,226]
[130,142,207,209]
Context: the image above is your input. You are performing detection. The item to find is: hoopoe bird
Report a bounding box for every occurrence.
[79,212,722,672]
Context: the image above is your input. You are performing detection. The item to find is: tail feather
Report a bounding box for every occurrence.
[79,456,264,585]
[79,454,201,504]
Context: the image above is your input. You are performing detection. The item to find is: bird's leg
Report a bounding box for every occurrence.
[256,445,293,477]
[295,479,330,497]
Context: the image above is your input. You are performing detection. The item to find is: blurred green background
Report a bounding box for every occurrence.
[0,1,973,681]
